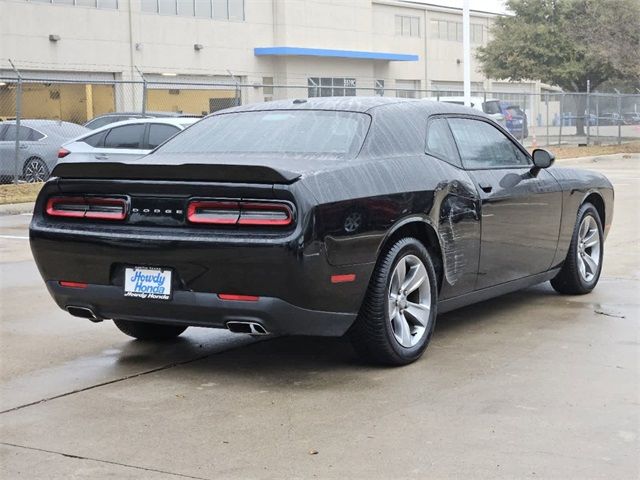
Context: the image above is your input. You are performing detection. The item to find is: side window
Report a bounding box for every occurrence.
[83,130,107,147]
[2,125,34,142]
[448,118,530,169]
[425,118,461,167]
[85,117,114,130]
[103,124,145,149]
[29,129,45,141]
[147,124,180,149]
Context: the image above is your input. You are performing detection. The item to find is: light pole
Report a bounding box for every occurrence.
[462,0,471,107]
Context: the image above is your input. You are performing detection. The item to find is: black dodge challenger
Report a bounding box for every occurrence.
[30,97,614,365]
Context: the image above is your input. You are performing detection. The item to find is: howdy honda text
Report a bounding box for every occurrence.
[124,267,172,300]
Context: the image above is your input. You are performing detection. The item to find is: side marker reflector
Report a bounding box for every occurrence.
[59,281,88,289]
[218,293,260,302]
[331,274,356,284]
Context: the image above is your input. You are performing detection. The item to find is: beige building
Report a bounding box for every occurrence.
[0,0,546,122]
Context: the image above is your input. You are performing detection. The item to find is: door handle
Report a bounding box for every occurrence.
[94,154,109,160]
[478,182,493,193]
[19,145,28,150]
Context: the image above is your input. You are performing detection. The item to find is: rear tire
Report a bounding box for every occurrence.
[113,319,187,340]
[551,203,604,295]
[349,237,438,366]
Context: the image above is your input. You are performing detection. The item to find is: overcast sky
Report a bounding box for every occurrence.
[409,0,509,14]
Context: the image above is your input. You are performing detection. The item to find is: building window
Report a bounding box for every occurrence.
[308,78,356,98]
[142,0,244,20]
[396,80,420,99]
[374,80,385,97]
[430,19,484,43]
[395,15,420,37]
[27,0,117,7]
[262,77,274,95]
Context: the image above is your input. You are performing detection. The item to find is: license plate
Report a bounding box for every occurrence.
[124,267,172,301]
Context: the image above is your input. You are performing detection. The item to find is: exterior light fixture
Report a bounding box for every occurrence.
[49,34,61,42]
[194,44,204,51]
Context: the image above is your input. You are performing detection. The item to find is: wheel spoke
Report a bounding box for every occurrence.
[583,229,598,248]
[404,301,430,327]
[579,219,590,240]
[402,263,427,294]
[393,313,412,347]
[577,255,587,279]
[583,253,598,275]
[392,259,406,292]
[388,293,398,319]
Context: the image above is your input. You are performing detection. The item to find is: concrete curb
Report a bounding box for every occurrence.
[0,202,35,216]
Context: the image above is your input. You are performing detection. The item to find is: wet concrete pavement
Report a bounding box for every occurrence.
[0,154,638,479]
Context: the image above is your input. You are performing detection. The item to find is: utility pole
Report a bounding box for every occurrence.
[135,66,147,115]
[462,0,471,107]
[9,59,21,185]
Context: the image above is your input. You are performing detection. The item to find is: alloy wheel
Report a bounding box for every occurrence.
[388,254,431,348]
[577,214,601,283]
[24,159,47,183]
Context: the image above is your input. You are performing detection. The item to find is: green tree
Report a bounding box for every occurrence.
[477,0,640,135]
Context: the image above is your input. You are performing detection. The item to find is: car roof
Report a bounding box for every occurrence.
[212,96,482,117]
[2,119,81,127]
[86,117,198,133]
[1,119,89,138]
[93,111,198,118]
[437,96,500,103]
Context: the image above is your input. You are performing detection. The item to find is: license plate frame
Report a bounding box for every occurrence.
[124,267,172,301]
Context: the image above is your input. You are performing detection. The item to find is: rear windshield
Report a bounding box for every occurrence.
[156,110,370,158]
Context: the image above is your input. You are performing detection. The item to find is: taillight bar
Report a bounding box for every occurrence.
[187,201,240,225]
[187,200,293,227]
[46,196,128,221]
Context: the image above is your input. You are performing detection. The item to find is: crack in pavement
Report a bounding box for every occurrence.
[1,442,213,480]
[0,338,260,415]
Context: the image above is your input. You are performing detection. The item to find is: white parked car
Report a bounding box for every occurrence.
[435,96,506,126]
[58,117,200,163]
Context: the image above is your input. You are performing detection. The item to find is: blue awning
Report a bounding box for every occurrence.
[254,47,419,62]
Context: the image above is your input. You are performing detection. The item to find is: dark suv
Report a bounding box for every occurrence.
[499,102,528,139]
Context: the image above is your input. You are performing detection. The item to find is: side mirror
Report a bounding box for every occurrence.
[531,149,555,174]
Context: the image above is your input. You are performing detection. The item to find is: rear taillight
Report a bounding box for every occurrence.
[237,202,292,226]
[58,148,70,159]
[187,201,240,225]
[46,196,128,221]
[187,200,293,227]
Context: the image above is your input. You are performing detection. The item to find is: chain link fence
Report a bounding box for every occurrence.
[1,76,639,183]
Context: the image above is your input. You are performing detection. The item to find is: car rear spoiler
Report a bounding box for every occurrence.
[52,162,302,184]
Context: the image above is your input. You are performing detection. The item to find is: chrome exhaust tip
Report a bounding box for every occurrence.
[226,321,269,335]
[66,306,102,323]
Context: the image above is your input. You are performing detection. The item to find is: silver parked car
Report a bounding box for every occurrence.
[60,117,200,163]
[0,120,89,183]
[84,111,201,130]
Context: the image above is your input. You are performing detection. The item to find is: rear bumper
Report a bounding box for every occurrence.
[47,281,356,336]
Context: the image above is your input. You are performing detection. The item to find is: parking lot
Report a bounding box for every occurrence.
[0,154,638,479]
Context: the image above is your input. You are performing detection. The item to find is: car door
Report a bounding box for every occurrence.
[0,125,11,177]
[447,116,562,289]
[0,125,35,178]
[95,123,148,161]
